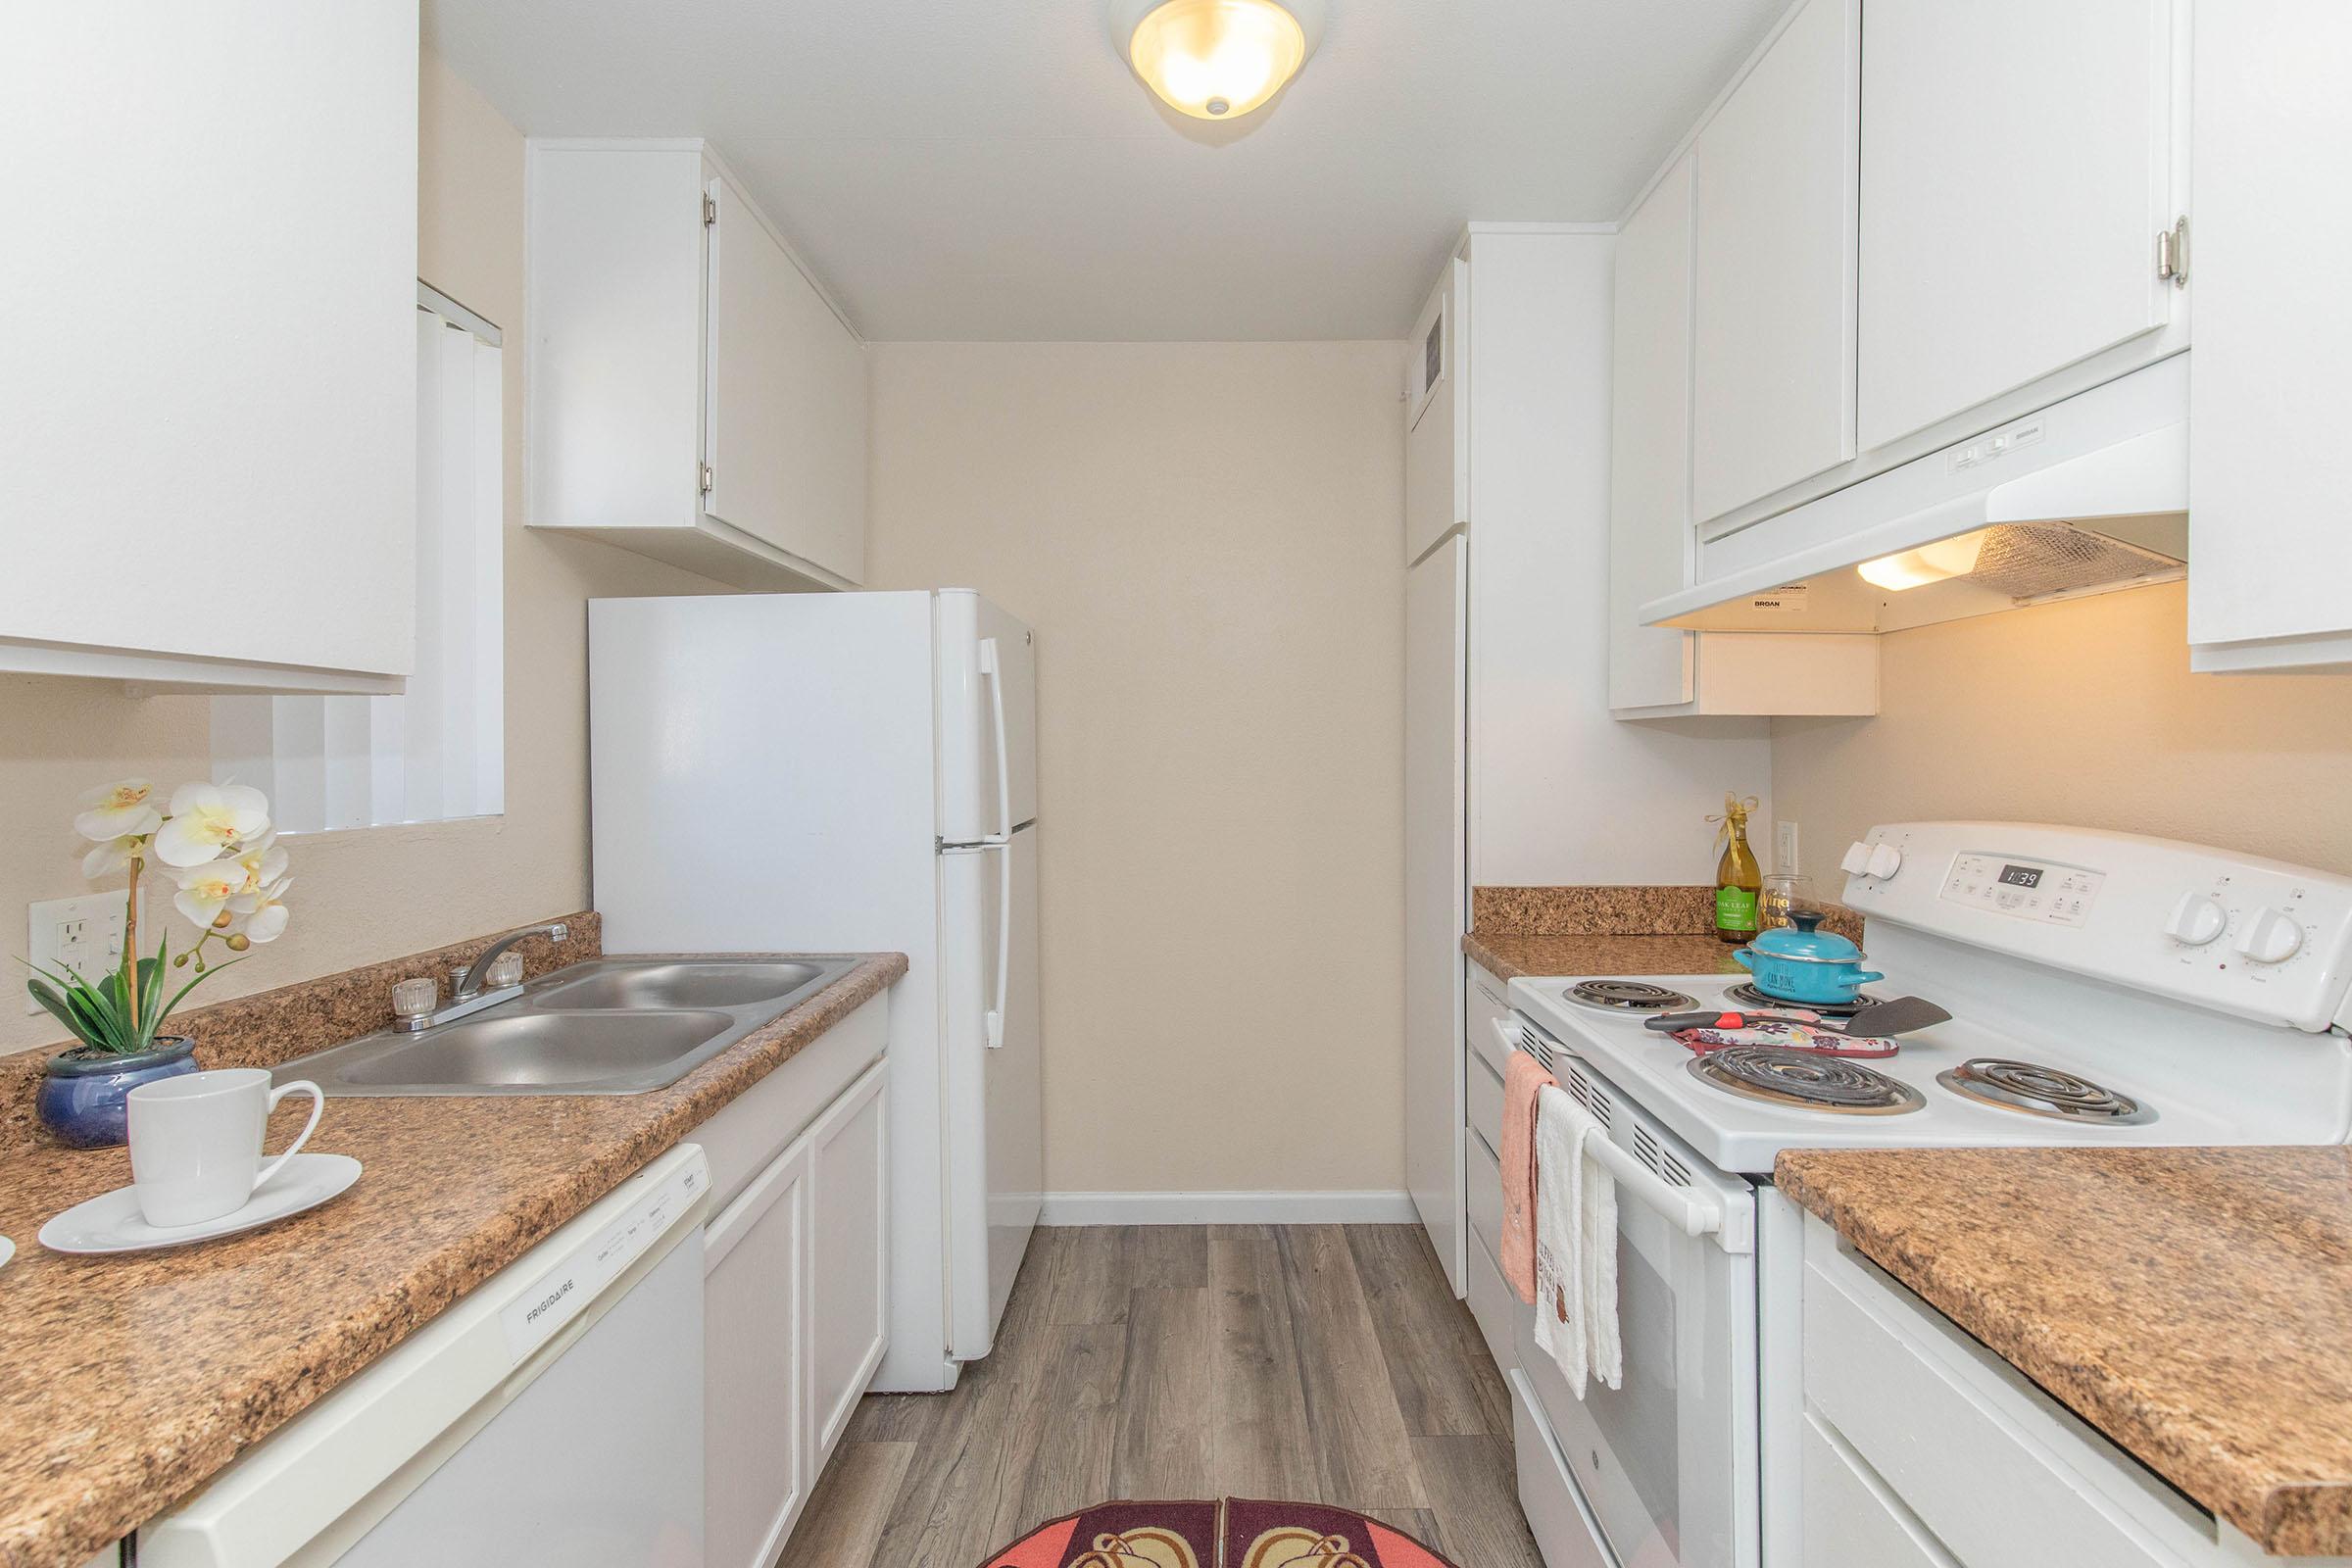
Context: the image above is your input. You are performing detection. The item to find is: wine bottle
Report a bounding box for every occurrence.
[1712,794,1762,945]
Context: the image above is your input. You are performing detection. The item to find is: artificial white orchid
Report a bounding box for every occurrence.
[25,779,295,1056]
[171,859,248,931]
[152,782,270,867]
[74,779,163,843]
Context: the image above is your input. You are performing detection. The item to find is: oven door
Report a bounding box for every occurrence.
[1504,1017,1760,1568]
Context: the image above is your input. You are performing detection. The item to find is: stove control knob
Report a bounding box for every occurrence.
[1865,843,1904,880]
[2236,907,2306,964]
[2163,893,2228,947]
[1839,841,1873,876]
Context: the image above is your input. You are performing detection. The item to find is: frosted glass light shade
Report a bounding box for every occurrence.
[1123,0,1313,120]
[1857,530,1990,592]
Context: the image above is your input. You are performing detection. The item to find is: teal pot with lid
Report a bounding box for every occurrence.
[1735,912,1884,1005]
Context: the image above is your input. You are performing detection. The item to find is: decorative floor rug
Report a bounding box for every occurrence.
[978,1498,1461,1568]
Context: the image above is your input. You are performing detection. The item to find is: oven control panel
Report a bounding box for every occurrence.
[1843,821,2352,1032]
[1939,855,2105,926]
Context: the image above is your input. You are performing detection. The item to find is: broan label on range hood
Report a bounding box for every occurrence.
[1640,357,2189,636]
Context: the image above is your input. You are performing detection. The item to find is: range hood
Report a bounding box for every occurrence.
[1641,356,2188,636]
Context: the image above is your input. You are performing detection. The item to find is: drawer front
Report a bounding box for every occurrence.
[1512,1373,1615,1568]
[1802,1221,2206,1568]
[1465,1214,1520,1374]
[1467,963,1515,1081]
[1467,1048,1505,1159]
[1801,1411,1956,1568]
[1467,1125,1506,1268]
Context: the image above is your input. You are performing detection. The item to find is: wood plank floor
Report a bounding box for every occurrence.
[778,1224,1543,1568]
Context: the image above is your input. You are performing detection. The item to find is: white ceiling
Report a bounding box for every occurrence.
[425,0,1786,342]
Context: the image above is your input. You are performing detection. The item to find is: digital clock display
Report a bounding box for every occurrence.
[1998,864,2044,889]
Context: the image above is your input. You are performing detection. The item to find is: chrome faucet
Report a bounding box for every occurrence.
[394,920,571,1032]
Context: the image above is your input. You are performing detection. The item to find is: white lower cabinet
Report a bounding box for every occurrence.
[807,1059,889,1460]
[699,1001,891,1568]
[705,1135,812,1568]
[1797,1215,2249,1568]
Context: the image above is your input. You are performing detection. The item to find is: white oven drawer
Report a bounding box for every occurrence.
[1468,1047,1505,1158]
[1801,1217,2213,1568]
[1467,1125,1506,1266]
[1512,1372,1614,1568]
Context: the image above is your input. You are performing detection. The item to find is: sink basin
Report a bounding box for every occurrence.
[336,1010,735,1091]
[529,960,826,1011]
[279,955,857,1096]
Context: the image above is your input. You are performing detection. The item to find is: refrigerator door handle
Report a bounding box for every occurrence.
[984,841,1010,1050]
[978,637,1012,843]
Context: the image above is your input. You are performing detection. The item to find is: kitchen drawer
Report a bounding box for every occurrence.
[1467,1127,1506,1266]
[1465,1215,1520,1374]
[1467,1048,1505,1159]
[1801,1218,2212,1568]
[1512,1373,1614,1568]
[1467,963,1515,1081]
[1801,1410,1957,1568]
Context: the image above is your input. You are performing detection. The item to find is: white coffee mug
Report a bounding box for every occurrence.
[126,1068,325,1228]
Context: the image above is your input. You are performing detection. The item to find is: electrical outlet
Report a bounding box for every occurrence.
[25,894,132,1014]
[1776,821,1801,877]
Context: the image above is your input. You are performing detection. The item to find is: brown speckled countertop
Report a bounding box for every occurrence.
[1464,930,1751,983]
[0,950,906,1568]
[1777,1146,2352,1556]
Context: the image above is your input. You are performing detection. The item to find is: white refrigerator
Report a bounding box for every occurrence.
[588,589,1042,1393]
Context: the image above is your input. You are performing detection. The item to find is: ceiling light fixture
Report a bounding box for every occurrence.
[1856,530,1990,592]
[1110,0,1326,122]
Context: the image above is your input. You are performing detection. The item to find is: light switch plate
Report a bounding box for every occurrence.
[25,894,132,1013]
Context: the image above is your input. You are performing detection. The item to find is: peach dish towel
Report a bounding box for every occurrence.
[1499,1046,1555,1302]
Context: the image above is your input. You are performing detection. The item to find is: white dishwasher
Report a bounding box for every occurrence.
[141,1145,711,1568]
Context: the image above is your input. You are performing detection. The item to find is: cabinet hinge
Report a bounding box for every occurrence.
[698,461,714,496]
[702,193,717,227]
[2157,216,2189,287]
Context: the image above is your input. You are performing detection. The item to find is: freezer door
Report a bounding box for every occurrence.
[936,590,1038,845]
[939,825,1042,1360]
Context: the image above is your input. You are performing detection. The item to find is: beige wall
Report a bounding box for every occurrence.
[867,342,1406,1196]
[1773,582,2352,878]
[0,51,724,1056]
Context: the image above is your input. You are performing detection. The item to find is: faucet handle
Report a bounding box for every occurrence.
[392,977,437,1028]
[548,921,570,943]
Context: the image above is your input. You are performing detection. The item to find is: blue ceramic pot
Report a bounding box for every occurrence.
[1735,912,1885,1005]
[36,1036,199,1149]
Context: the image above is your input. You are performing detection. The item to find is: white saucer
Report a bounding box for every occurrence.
[40,1153,362,1255]
[0,1235,13,1271]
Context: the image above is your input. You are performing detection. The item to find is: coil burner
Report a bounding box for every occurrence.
[1687,1045,1925,1114]
[1936,1057,2151,1124]
[1566,980,1699,1014]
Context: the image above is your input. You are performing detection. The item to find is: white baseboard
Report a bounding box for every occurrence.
[1037,1190,1420,1226]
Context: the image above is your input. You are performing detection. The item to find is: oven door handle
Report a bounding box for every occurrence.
[1497,1018,1741,1249]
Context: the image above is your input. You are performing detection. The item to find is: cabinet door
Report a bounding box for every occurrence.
[704,1139,810,1568]
[1690,0,1860,526]
[807,1059,889,1464]
[1403,537,1467,1296]
[704,173,868,584]
[1403,259,1470,564]
[1857,0,2176,452]
[2187,2,2352,671]
[1610,156,1698,710]
[1,3,416,681]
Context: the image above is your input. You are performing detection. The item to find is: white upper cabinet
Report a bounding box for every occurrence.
[1610,158,1698,710]
[1856,0,2179,451]
[528,140,867,589]
[1403,259,1469,564]
[1690,0,1860,527]
[2186,0,2352,672]
[1,3,418,692]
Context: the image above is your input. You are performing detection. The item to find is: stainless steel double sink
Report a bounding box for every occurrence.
[278,956,858,1096]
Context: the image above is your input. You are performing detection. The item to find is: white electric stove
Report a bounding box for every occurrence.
[1495,822,2352,1568]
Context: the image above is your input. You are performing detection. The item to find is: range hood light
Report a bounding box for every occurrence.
[1115,0,1322,121]
[1857,530,1989,592]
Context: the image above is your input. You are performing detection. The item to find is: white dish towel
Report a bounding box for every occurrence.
[1532,1082,1623,1397]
